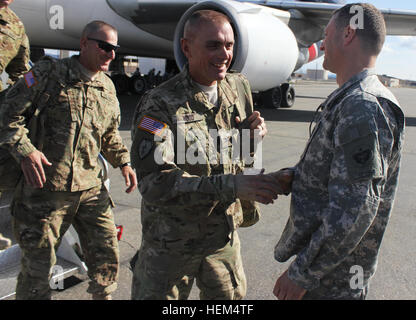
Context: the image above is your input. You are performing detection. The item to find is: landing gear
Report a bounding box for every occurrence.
[260,83,295,109]
[130,75,147,95]
[30,47,45,63]
[261,86,282,109]
[111,74,130,95]
[281,83,295,108]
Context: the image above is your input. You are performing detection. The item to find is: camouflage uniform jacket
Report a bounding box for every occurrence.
[274,69,405,293]
[131,67,255,249]
[0,55,130,191]
[0,7,30,92]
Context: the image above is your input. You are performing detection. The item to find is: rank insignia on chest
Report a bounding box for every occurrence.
[24,71,37,88]
[138,115,167,136]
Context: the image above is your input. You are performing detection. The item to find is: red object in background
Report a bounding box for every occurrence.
[116,225,123,241]
[308,43,318,62]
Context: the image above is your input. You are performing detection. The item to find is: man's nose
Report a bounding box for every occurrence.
[218,46,230,60]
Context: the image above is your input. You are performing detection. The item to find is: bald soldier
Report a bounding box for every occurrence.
[130,10,280,300]
[0,0,30,250]
[0,20,137,299]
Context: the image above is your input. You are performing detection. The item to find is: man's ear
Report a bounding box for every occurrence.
[80,37,88,53]
[343,25,357,46]
[181,38,191,59]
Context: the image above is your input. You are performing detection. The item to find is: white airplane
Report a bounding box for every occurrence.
[9,0,416,108]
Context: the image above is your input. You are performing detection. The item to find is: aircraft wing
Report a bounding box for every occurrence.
[9,0,416,92]
[108,0,416,47]
[259,1,416,37]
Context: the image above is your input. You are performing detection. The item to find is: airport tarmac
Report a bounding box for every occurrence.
[1,81,415,301]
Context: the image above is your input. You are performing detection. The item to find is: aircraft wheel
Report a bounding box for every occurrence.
[30,47,45,63]
[261,86,282,109]
[281,83,295,108]
[111,74,130,95]
[130,76,147,95]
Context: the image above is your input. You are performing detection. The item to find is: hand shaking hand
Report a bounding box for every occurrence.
[267,168,295,195]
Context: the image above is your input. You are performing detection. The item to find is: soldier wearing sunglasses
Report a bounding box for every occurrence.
[0,20,137,300]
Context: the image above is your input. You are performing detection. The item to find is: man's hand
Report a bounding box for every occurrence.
[121,165,137,193]
[273,270,307,300]
[21,150,52,188]
[236,111,267,139]
[234,173,280,204]
[267,168,295,195]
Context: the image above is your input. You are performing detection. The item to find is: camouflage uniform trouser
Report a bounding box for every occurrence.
[12,183,119,300]
[131,231,246,300]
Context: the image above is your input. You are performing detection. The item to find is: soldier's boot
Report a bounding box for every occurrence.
[0,233,12,250]
[92,293,112,300]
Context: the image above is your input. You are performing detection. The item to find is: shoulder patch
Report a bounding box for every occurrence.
[23,71,37,88]
[138,115,167,136]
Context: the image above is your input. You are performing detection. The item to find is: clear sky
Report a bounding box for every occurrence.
[303,0,416,80]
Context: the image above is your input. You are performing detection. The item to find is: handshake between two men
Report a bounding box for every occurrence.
[235,168,295,205]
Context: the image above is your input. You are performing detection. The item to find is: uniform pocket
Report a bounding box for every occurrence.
[338,122,382,182]
[0,27,17,41]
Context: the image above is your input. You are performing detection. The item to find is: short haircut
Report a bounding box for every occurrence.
[81,20,117,39]
[183,10,232,41]
[333,3,386,55]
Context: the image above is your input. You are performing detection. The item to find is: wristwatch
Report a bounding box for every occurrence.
[119,162,131,169]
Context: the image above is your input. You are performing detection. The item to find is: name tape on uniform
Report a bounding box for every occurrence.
[138,116,167,136]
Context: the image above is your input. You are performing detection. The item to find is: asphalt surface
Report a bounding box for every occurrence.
[2,81,415,301]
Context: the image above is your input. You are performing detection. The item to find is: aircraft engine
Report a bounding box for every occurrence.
[173,0,299,92]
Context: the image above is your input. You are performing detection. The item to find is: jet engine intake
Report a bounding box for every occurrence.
[173,0,299,92]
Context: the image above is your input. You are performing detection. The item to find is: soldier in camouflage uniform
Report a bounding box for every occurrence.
[0,0,30,93]
[130,10,280,300]
[0,0,30,251]
[0,21,137,299]
[271,3,405,300]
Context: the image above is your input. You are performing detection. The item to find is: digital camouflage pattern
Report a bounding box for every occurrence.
[0,7,30,92]
[12,184,119,299]
[130,66,255,300]
[274,69,405,299]
[0,55,130,191]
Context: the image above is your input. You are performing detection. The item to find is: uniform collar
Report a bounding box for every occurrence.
[325,68,376,108]
[179,64,238,111]
[68,55,107,88]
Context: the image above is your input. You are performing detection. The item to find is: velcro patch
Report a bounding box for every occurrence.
[24,71,37,88]
[138,116,167,136]
[342,134,381,181]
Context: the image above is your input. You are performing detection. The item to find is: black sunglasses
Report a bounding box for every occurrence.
[87,37,120,53]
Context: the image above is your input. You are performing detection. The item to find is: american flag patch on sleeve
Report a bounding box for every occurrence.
[24,71,37,88]
[138,116,167,136]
